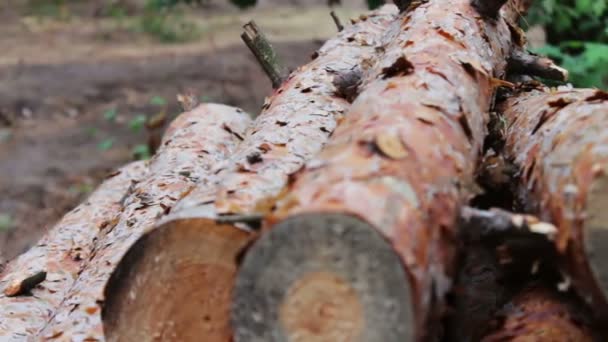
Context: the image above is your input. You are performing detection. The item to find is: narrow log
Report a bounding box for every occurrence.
[481,286,596,341]
[101,7,398,342]
[35,104,251,341]
[233,1,531,341]
[0,161,146,339]
[499,87,608,322]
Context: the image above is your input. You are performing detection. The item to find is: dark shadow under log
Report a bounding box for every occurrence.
[232,213,413,342]
[103,219,253,342]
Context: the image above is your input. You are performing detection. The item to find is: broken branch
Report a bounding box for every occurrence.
[508,49,569,81]
[241,21,287,89]
[471,0,508,19]
[330,11,344,31]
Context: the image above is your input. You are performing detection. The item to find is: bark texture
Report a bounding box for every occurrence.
[237,0,531,339]
[35,104,251,341]
[481,286,596,341]
[174,4,399,220]
[101,8,397,341]
[0,161,146,341]
[500,88,608,320]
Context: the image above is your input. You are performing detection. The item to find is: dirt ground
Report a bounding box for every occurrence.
[0,3,364,262]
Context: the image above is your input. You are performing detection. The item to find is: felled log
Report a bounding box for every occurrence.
[232,0,531,341]
[481,286,596,341]
[32,104,251,341]
[499,87,608,321]
[100,7,397,342]
[0,161,146,340]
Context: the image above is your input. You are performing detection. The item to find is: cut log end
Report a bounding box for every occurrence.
[584,168,608,314]
[471,0,508,19]
[102,218,253,342]
[232,213,414,342]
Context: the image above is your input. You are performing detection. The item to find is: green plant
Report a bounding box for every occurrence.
[103,108,118,122]
[535,42,608,88]
[98,138,115,151]
[367,0,385,9]
[150,95,168,106]
[230,0,257,9]
[0,213,14,232]
[27,0,71,20]
[526,0,608,88]
[132,144,152,160]
[138,0,200,42]
[129,114,148,132]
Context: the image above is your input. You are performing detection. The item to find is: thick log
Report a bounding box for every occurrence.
[101,7,398,342]
[233,1,531,341]
[34,104,251,341]
[0,161,146,340]
[499,87,608,321]
[481,286,596,341]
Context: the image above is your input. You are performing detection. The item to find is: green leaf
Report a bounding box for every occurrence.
[86,127,98,137]
[150,96,167,106]
[98,138,114,151]
[129,114,147,132]
[103,108,118,121]
[0,213,14,232]
[200,95,212,102]
[132,144,152,160]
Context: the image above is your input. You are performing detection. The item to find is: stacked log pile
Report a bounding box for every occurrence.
[1,1,607,341]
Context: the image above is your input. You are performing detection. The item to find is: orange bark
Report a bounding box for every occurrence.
[482,286,596,341]
[24,104,251,341]
[263,0,531,338]
[0,161,147,340]
[500,87,608,322]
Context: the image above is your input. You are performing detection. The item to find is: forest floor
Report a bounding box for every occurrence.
[0,4,362,262]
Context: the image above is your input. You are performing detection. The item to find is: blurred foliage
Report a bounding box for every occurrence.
[525,0,608,88]
[139,0,200,42]
[367,0,385,9]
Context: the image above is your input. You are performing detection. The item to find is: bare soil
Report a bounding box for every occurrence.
[0,4,363,262]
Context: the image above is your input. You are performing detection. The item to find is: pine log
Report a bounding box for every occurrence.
[0,161,146,341]
[481,286,596,341]
[233,1,531,341]
[101,7,398,342]
[34,104,251,341]
[499,87,608,322]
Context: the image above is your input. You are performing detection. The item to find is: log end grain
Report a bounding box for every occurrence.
[102,218,253,342]
[232,213,414,342]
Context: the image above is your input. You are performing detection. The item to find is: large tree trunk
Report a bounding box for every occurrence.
[499,87,608,322]
[100,6,397,342]
[10,104,252,341]
[0,161,147,340]
[232,0,531,341]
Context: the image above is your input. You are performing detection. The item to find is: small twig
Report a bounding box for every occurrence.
[471,0,508,19]
[508,49,569,82]
[216,213,264,225]
[241,21,287,89]
[177,89,200,112]
[460,207,557,242]
[4,270,47,297]
[330,11,344,32]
